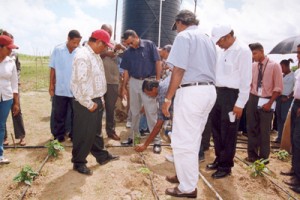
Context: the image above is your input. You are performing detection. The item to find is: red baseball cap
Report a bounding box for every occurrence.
[0,35,18,49]
[91,30,113,48]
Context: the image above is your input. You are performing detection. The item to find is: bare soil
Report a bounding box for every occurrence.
[1,91,300,200]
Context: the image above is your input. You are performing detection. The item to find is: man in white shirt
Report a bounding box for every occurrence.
[207,24,252,178]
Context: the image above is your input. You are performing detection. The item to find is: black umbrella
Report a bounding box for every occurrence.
[269,35,300,54]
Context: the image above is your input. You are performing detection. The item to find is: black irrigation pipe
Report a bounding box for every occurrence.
[234,155,298,200]
[19,154,50,200]
[4,145,73,149]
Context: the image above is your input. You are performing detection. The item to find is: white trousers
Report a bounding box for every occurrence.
[172,85,216,193]
[129,77,158,139]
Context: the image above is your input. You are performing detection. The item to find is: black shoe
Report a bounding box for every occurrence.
[99,154,120,165]
[290,185,300,194]
[140,132,147,138]
[280,169,295,176]
[121,138,133,146]
[212,170,231,179]
[206,161,218,170]
[153,144,161,154]
[73,164,93,175]
[284,177,300,186]
[55,136,65,143]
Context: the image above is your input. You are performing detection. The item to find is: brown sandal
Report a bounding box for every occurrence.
[3,139,9,146]
[19,139,26,146]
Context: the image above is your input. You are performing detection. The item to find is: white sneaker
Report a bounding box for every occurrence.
[165,154,174,162]
[0,157,10,164]
[126,121,132,128]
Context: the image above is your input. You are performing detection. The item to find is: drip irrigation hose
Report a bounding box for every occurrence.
[139,153,160,200]
[234,155,298,200]
[198,172,223,200]
[4,145,73,149]
[19,155,50,200]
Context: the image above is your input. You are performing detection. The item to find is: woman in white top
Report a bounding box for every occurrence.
[0,35,19,164]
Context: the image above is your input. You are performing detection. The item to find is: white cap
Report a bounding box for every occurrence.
[211,24,232,44]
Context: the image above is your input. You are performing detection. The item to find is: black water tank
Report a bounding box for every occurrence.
[122,0,181,48]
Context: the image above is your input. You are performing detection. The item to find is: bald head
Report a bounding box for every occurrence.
[101,24,112,37]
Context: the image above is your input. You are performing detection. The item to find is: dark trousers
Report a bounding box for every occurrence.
[276,96,293,141]
[238,104,247,133]
[246,94,273,159]
[4,95,25,139]
[50,96,72,137]
[53,95,73,139]
[201,114,212,151]
[211,87,239,171]
[104,84,119,135]
[71,98,109,165]
[291,99,300,179]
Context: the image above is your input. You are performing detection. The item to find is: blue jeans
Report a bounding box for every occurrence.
[0,99,13,158]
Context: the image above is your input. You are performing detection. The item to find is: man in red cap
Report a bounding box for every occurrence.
[0,35,20,164]
[70,29,119,175]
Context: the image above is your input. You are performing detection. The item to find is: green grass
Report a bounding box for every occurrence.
[19,54,50,91]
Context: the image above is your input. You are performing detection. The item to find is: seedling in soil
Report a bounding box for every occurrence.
[275,150,289,161]
[45,139,64,157]
[134,134,141,146]
[13,165,39,186]
[248,159,270,177]
[138,167,151,174]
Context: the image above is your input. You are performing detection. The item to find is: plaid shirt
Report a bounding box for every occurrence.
[157,74,173,120]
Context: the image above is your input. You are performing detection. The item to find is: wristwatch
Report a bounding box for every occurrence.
[164,98,171,103]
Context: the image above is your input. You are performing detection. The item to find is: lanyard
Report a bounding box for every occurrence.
[258,58,269,83]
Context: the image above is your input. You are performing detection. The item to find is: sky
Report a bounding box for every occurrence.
[0,0,299,62]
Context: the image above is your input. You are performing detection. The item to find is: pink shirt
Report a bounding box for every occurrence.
[250,57,283,97]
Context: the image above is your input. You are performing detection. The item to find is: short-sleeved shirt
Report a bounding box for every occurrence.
[282,72,295,96]
[166,25,216,84]
[0,56,18,101]
[250,57,283,97]
[120,39,160,79]
[157,75,173,120]
[49,43,78,97]
[102,40,119,84]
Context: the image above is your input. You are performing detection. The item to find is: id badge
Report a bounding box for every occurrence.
[257,87,262,96]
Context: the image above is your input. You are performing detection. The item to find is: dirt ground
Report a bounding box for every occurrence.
[1,91,300,200]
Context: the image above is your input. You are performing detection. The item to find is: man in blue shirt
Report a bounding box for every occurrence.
[120,30,161,152]
[49,30,81,142]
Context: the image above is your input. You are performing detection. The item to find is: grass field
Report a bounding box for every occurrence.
[18,54,50,92]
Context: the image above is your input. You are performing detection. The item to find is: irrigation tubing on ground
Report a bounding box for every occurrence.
[139,153,160,200]
[198,172,223,200]
[234,155,298,200]
[4,145,73,149]
[19,155,50,200]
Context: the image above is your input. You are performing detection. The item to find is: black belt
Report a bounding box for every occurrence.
[179,82,214,88]
[132,76,156,80]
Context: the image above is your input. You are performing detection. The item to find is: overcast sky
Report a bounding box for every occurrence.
[0,0,299,62]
